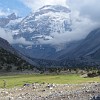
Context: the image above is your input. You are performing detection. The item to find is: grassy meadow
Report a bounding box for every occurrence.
[0,74,99,88]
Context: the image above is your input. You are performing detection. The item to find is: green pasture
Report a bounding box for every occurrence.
[0,74,99,88]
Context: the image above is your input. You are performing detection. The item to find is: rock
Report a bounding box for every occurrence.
[49,87,53,90]
[0,83,100,100]
[92,96,100,100]
[18,96,22,99]
[1,91,9,96]
[8,96,14,100]
[23,83,31,87]
[46,84,55,89]
[32,84,37,89]
[42,89,46,92]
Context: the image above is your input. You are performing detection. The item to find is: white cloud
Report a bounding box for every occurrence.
[0,9,9,16]
[20,0,100,22]
[20,0,100,46]
[0,28,33,45]
[13,37,33,45]
[38,10,99,45]
[69,0,100,22]
[0,8,19,17]
[20,0,68,11]
[0,28,13,43]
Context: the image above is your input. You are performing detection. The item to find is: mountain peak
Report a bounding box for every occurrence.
[7,13,17,20]
[0,13,18,27]
[18,5,71,36]
[39,5,70,13]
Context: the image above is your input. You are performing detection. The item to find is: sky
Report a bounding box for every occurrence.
[0,0,99,19]
[0,0,68,16]
[0,0,100,45]
[0,0,31,16]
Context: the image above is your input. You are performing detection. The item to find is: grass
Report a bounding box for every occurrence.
[0,74,99,88]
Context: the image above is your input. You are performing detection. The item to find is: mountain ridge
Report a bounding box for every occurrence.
[0,5,100,67]
[11,5,72,59]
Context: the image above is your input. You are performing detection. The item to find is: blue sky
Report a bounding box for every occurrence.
[0,0,68,17]
[0,0,100,22]
[0,0,100,21]
[0,0,31,16]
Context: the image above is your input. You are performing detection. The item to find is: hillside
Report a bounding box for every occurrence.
[0,48,34,71]
[0,37,35,71]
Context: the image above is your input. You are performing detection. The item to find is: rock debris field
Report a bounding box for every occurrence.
[0,82,100,100]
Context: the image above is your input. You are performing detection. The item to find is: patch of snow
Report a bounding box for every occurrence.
[6,18,23,27]
[26,45,32,49]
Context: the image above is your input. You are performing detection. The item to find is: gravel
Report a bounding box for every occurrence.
[0,82,100,100]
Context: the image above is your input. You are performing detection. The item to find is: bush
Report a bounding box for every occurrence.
[97,70,100,75]
[87,72,97,77]
[6,65,12,71]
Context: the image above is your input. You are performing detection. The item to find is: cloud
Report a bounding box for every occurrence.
[20,0,68,11]
[0,28,33,45]
[38,11,99,46]
[69,0,100,22]
[13,37,33,45]
[20,0,100,47]
[0,28,13,43]
[0,8,19,17]
[0,9,9,16]
[20,0,100,22]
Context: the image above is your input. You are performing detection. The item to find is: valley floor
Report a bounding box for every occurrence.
[0,74,100,100]
[0,82,100,100]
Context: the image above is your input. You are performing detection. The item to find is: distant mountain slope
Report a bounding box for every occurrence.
[0,37,37,71]
[0,37,15,54]
[0,48,34,71]
[71,28,100,57]
[58,28,100,65]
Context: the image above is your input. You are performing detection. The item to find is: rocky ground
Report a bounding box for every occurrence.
[0,82,100,100]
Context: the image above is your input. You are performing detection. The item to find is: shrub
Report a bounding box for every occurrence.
[87,72,97,77]
[97,70,100,75]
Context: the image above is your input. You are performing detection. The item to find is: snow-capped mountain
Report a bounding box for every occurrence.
[6,17,23,30]
[0,5,72,59]
[10,5,72,59]
[1,5,100,67]
[14,5,71,42]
